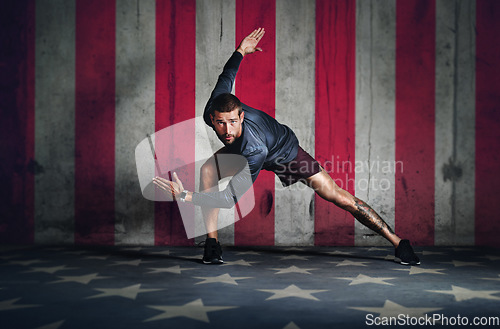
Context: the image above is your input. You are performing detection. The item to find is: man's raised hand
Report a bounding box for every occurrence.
[236,27,265,56]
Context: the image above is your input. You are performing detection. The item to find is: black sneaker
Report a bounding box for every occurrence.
[395,239,420,265]
[202,238,223,264]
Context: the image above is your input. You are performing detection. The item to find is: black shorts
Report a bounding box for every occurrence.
[267,146,322,187]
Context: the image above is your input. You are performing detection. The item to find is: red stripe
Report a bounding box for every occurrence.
[155,0,196,246]
[234,0,276,246]
[0,0,35,243]
[395,0,435,245]
[314,0,356,246]
[75,0,116,245]
[475,0,500,247]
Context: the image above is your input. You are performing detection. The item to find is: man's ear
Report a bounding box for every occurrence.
[210,113,215,124]
[239,111,245,121]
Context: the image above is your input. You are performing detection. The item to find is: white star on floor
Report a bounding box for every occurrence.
[440,260,485,267]
[270,266,318,275]
[481,254,500,261]
[330,259,369,267]
[9,259,47,266]
[279,255,309,261]
[222,259,257,266]
[283,321,300,329]
[449,247,474,252]
[367,247,390,252]
[350,300,442,318]
[121,247,143,252]
[179,254,201,260]
[147,265,195,274]
[235,250,261,255]
[334,274,396,286]
[193,273,252,285]
[48,273,111,285]
[394,266,446,275]
[148,250,172,256]
[24,265,77,274]
[323,250,354,256]
[34,320,65,329]
[145,298,237,323]
[419,251,446,256]
[0,298,40,311]
[86,283,163,300]
[258,284,328,301]
[427,285,500,302]
[481,274,500,282]
[110,259,150,266]
[282,247,305,252]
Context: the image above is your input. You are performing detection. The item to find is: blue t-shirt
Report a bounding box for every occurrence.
[192,52,299,208]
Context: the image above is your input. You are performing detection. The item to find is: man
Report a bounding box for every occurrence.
[153,28,420,266]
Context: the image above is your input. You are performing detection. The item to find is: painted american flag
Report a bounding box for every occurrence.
[1,0,500,247]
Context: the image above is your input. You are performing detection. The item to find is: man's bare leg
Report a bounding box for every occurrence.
[306,168,401,246]
[199,158,221,241]
[199,149,243,241]
[198,153,226,264]
[199,151,246,264]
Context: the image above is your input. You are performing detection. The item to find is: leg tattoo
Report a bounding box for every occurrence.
[353,198,395,236]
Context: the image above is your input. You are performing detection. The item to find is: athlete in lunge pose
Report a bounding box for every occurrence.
[153,28,420,266]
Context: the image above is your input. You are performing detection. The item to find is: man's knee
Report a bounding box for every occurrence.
[200,161,219,188]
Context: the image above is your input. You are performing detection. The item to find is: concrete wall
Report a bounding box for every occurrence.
[2,0,500,246]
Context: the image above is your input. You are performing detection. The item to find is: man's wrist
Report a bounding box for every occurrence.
[178,190,188,202]
[236,48,245,57]
[176,190,193,203]
[185,191,193,203]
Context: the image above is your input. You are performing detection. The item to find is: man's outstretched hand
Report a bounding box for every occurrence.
[236,27,265,57]
[153,172,185,200]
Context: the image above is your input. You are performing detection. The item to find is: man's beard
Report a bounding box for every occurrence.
[219,133,235,145]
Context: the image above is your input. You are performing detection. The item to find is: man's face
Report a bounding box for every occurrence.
[210,108,244,146]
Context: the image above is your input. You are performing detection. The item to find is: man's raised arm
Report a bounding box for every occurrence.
[203,28,265,127]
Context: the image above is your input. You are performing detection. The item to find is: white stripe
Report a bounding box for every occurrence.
[355,0,396,246]
[275,0,316,246]
[195,0,236,244]
[435,0,475,246]
[115,0,156,245]
[35,0,75,244]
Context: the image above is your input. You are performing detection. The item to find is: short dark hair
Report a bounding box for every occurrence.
[210,93,243,117]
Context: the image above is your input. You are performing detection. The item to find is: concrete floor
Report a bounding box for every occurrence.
[1,244,499,329]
